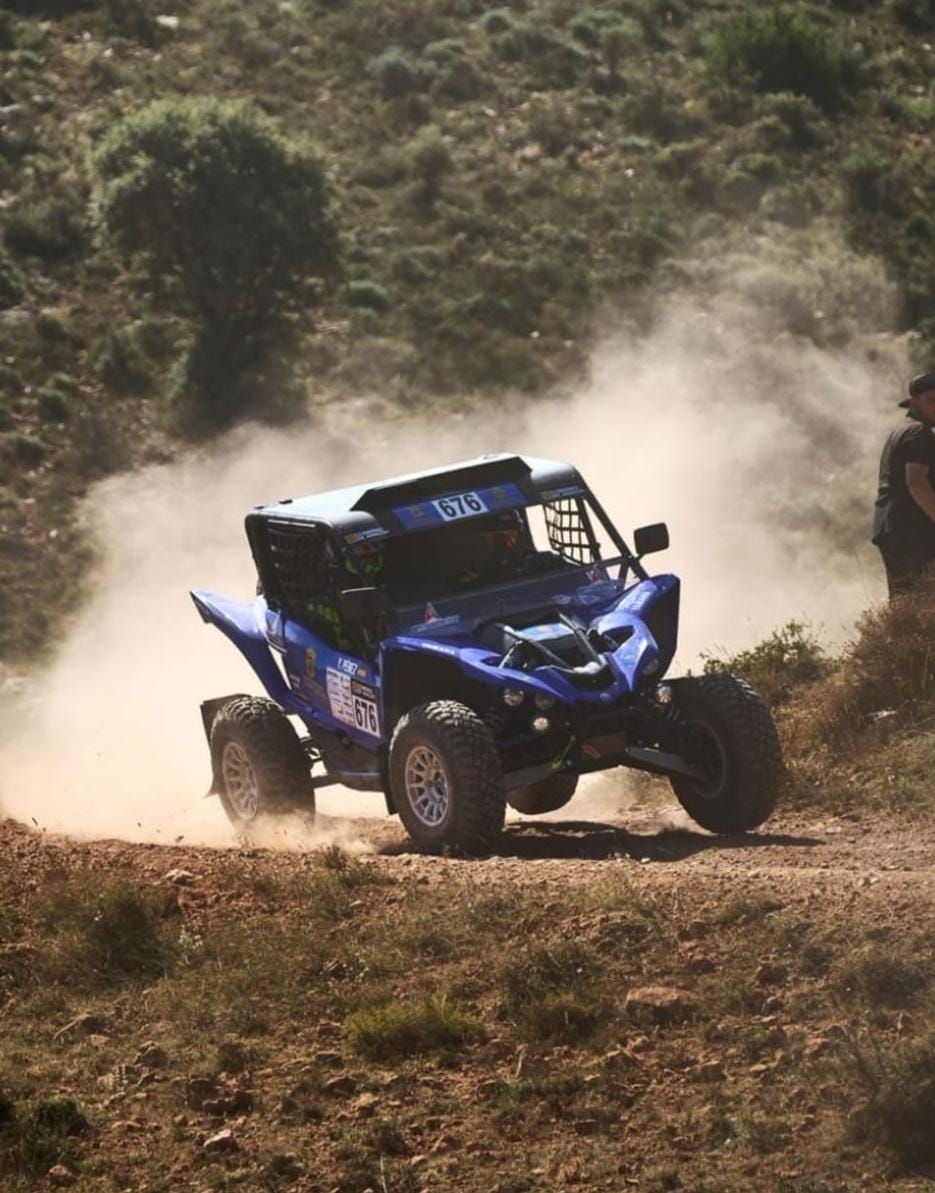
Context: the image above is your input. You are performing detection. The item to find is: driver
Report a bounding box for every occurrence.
[442,510,528,586]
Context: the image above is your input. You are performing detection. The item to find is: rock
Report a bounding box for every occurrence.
[323,1074,357,1097]
[625,986,698,1025]
[202,1127,240,1155]
[314,1050,343,1067]
[352,1092,379,1118]
[155,14,180,30]
[47,1166,76,1187]
[163,868,197,886]
[136,1042,169,1069]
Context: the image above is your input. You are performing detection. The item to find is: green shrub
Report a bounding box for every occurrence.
[500,940,607,1044]
[36,386,69,423]
[101,0,157,43]
[0,366,23,395]
[0,251,24,309]
[890,0,935,30]
[703,620,829,706]
[842,145,893,214]
[90,323,156,394]
[482,8,517,35]
[5,433,45,467]
[4,200,84,261]
[850,1033,935,1166]
[406,125,452,208]
[0,1095,88,1179]
[92,98,338,424]
[57,883,171,985]
[0,12,16,49]
[369,46,435,98]
[705,6,862,111]
[0,405,12,432]
[832,943,928,1008]
[347,996,483,1060]
[347,279,392,312]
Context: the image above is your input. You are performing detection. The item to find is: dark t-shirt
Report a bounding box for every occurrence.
[871,413,935,548]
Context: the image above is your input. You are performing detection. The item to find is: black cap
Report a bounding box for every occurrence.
[900,371,935,408]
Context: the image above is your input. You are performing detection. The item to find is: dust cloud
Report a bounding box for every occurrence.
[0,233,907,844]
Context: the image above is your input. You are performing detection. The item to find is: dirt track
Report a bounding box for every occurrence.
[3,804,934,1193]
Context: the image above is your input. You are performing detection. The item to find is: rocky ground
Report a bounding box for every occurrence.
[2,802,935,1193]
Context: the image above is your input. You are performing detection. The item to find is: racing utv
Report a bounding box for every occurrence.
[192,454,782,855]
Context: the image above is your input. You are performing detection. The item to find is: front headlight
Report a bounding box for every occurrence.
[503,688,525,707]
[534,693,555,710]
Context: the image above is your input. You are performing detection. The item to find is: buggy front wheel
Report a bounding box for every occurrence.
[669,674,783,833]
[389,701,506,856]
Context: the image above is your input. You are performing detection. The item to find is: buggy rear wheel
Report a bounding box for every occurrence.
[668,674,782,833]
[209,696,314,834]
[508,773,578,815]
[389,701,505,856]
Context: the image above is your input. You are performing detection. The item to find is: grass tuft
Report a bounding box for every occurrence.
[346,995,483,1060]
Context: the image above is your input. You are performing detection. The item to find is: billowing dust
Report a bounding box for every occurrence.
[0,238,907,845]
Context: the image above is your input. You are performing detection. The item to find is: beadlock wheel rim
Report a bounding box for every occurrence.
[404,745,450,827]
[221,741,260,820]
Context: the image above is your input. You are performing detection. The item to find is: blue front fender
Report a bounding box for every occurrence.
[190,589,300,711]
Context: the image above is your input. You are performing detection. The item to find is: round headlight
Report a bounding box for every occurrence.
[532,716,551,734]
[534,693,555,710]
[503,688,525,707]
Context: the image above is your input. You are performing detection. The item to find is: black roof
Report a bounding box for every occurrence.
[248,453,583,538]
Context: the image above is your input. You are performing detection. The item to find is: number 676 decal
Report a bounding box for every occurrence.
[432,491,489,522]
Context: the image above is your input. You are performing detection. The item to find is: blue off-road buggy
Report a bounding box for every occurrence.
[192,454,782,855]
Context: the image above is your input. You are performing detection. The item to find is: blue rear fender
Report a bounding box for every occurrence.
[190,589,300,712]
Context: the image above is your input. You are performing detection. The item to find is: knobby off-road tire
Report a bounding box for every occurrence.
[508,773,578,815]
[389,701,506,857]
[669,674,783,833]
[209,696,314,833]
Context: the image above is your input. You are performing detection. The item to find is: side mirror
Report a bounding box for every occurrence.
[633,522,669,558]
[339,586,387,629]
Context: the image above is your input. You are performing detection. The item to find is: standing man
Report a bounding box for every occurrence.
[872,371,935,597]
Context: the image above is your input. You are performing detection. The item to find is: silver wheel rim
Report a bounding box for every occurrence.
[221,741,260,820]
[405,745,450,828]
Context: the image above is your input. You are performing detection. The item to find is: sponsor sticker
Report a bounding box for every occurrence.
[326,668,380,736]
[305,648,317,679]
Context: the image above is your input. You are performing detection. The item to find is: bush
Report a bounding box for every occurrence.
[5,433,45,467]
[48,883,171,986]
[0,251,24,309]
[0,1095,88,1180]
[369,46,435,98]
[4,200,84,262]
[850,1033,935,1166]
[347,279,392,312]
[891,0,935,30]
[499,940,607,1044]
[406,125,452,209]
[347,996,483,1060]
[90,323,157,394]
[802,574,935,747]
[92,99,338,424]
[843,145,893,214]
[36,386,69,423]
[705,6,862,111]
[833,943,928,1008]
[0,404,12,432]
[702,620,829,706]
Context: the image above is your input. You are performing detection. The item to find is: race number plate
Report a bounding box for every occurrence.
[432,491,489,522]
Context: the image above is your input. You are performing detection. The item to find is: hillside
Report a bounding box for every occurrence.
[1,0,933,662]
